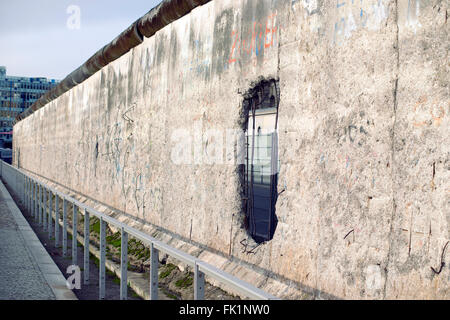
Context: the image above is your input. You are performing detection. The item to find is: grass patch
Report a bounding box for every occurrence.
[175,275,193,288]
[131,291,141,299]
[91,217,100,234]
[106,232,121,248]
[159,264,177,279]
[110,239,121,248]
[162,288,178,300]
[136,247,150,260]
[166,292,178,300]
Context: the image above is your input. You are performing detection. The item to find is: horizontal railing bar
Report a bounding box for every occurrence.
[196,261,278,300]
[124,227,196,267]
[0,161,278,300]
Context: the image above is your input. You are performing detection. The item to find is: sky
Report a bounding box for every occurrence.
[0,0,162,80]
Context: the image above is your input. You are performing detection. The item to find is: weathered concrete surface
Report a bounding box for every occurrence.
[13,0,449,299]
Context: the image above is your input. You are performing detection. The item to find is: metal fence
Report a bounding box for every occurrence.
[0,160,278,300]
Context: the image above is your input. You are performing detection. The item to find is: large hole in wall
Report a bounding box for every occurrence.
[240,79,280,244]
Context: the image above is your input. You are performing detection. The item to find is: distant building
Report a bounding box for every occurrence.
[0,66,59,148]
[0,147,12,164]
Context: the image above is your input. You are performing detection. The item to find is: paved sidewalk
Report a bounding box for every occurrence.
[0,179,77,300]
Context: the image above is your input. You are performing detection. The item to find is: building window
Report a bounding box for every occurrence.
[242,79,280,243]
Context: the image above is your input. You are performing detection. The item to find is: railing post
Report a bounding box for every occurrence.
[20,173,23,203]
[62,198,68,257]
[99,217,106,300]
[72,204,78,266]
[24,176,27,210]
[38,185,42,226]
[36,183,39,221]
[22,174,24,204]
[28,178,31,212]
[33,181,37,219]
[26,177,30,212]
[17,172,19,201]
[29,179,32,214]
[55,195,60,248]
[48,191,53,238]
[24,176,27,211]
[120,227,128,300]
[150,242,159,300]
[83,209,90,285]
[43,187,47,231]
[31,180,33,218]
[194,262,205,300]
[30,179,32,214]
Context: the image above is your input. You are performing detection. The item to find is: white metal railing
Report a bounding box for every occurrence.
[0,160,278,300]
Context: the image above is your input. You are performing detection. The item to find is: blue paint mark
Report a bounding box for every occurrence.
[360,9,368,26]
[260,34,264,54]
[333,22,339,44]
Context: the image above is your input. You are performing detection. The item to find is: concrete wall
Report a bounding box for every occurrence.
[13,0,449,299]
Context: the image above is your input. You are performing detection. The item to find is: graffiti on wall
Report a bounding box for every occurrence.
[332,0,388,46]
[291,0,424,47]
[405,0,422,34]
[228,12,278,65]
[411,96,447,128]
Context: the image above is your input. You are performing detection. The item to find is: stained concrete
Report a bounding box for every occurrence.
[13,0,449,299]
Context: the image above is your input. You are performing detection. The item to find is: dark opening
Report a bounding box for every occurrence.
[242,79,279,244]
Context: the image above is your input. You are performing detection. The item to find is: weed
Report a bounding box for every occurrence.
[167,292,178,300]
[175,275,193,288]
[159,264,177,279]
[91,218,100,234]
[131,291,141,299]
